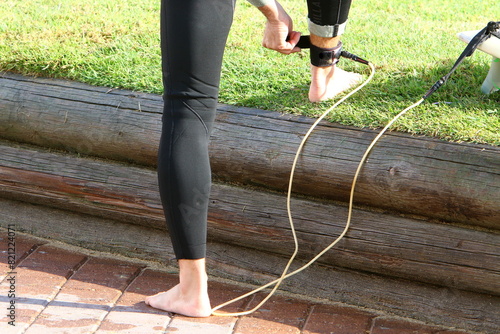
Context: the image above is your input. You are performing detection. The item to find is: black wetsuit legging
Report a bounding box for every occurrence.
[158,0,352,260]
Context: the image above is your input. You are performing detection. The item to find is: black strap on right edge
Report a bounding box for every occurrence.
[423,21,500,99]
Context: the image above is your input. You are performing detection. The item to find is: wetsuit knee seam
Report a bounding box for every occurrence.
[181,100,210,136]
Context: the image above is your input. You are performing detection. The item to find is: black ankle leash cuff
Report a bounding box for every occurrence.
[310,42,343,67]
[295,35,369,66]
[295,36,343,67]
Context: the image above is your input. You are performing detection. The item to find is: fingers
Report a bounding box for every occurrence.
[257,1,302,54]
[263,30,302,54]
[287,31,302,53]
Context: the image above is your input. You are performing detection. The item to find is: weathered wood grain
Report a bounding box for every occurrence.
[1,72,498,230]
[1,142,498,296]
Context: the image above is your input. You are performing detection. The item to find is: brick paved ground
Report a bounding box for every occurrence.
[1,233,475,334]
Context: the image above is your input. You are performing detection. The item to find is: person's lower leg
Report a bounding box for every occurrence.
[306,0,361,102]
[146,0,235,317]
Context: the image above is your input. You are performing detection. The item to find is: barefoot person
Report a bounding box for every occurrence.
[146,0,360,317]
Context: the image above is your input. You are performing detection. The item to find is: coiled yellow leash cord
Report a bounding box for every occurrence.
[211,62,424,317]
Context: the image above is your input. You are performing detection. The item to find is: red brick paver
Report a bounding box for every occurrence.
[0,234,44,281]
[234,294,311,334]
[303,304,374,334]
[25,257,141,333]
[0,233,477,334]
[1,245,87,333]
[96,269,173,333]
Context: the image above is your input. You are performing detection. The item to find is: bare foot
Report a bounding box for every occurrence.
[145,283,212,317]
[309,65,363,102]
[145,259,212,317]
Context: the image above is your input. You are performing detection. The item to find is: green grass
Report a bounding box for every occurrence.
[1,0,499,145]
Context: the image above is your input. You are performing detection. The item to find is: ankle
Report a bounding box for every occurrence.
[178,259,208,291]
[308,35,343,68]
[310,34,340,48]
[178,258,206,274]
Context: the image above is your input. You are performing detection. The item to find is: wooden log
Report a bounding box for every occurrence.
[1,142,498,296]
[211,105,500,231]
[0,72,498,230]
[0,73,162,164]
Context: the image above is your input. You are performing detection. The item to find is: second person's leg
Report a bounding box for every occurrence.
[306,0,362,101]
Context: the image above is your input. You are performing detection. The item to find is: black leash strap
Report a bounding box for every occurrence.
[423,21,500,99]
[296,35,370,65]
